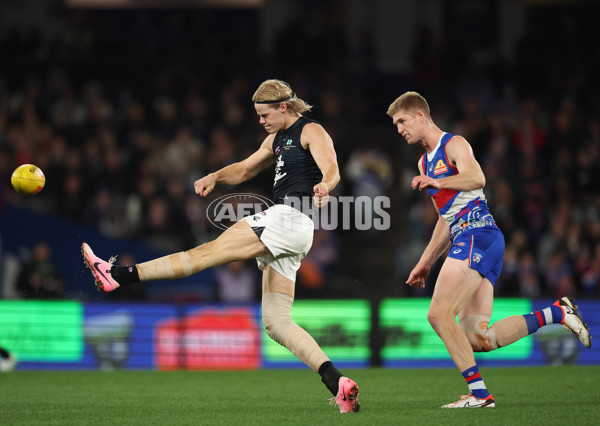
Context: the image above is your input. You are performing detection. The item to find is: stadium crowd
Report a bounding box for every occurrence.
[0,5,599,301]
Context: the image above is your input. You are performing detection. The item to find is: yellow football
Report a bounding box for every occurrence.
[11,164,46,195]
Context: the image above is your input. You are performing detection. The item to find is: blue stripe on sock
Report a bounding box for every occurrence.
[461,365,478,379]
[462,365,489,399]
[523,313,541,334]
[471,389,490,399]
[471,388,490,399]
[550,304,563,324]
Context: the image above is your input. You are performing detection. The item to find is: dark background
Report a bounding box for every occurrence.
[1,0,599,302]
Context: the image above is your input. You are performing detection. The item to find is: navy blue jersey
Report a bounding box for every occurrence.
[271,116,323,204]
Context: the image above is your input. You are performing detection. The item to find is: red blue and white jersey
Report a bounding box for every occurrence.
[421,133,497,239]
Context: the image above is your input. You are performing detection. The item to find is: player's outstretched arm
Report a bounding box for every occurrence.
[194,136,275,197]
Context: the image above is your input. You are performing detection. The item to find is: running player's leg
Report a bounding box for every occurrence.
[460,283,591,350]
[428,258,496,408]
[428,257,482,371]
[83,219,270,291]
[261,265,359,413]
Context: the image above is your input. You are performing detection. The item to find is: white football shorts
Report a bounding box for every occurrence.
[242,204,314,282]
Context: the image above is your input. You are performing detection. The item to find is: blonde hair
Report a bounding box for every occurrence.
[252,79,312,114]
[386,91,431,119]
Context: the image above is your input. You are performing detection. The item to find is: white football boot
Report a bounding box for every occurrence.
[556,297,591,348]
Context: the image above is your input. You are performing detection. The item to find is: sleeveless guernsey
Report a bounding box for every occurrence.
[421,132,497,239]
[271,116,323,206]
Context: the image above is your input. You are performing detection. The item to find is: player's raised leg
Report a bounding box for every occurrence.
[555,297,591,347]
[82,243,120,292]
[460,290,591,353]
[453,275,592,408]
[261,266,360,413]
[82,219,270,292]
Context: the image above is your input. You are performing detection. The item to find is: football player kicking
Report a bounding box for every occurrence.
[83,79,359,413]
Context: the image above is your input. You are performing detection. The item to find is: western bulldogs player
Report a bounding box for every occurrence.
[387,91,591,408]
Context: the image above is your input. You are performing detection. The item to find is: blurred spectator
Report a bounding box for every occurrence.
[58,172,86,221]
[107,253,146,301]
[517,251,541,298]
[580,242,600,297]
[213,260,259,303]
[296,229,341,298]
[496,243,519,296]
[345,146,393,198]
[140,197,192,252]
[344,145,393,244]
[16,241,64,299]
[0,4,599,301]
[545,249,573,296]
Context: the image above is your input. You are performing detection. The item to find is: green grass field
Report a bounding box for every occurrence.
[1,366,598,425]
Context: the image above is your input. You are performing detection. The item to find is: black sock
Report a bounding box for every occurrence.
[0,347,9,358]
[318,361,343,396]
[110,265,140,285]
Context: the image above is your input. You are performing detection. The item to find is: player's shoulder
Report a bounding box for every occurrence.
[445,134,473,154]
[261,133,276,151]
[446,134,469,146]
[301,120,331,145]
[302,120,326,134]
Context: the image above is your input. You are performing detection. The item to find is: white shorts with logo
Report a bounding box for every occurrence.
[242,204,314,282]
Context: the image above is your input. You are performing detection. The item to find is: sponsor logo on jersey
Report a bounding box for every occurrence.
[452,249,461,254]
[434,159,448,175]
[282,138,295,150]
[472,253,482,263]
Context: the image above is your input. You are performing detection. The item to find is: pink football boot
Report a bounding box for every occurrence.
[330,376,360,413]
[81,243,120,292]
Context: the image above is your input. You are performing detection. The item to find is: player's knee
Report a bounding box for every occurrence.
[465,332,494,352]
[263,315,292,340]
[262,292,294,345]
[426,310,439,330]
[459,315,498,352]
[427,305,453,333]
[264,323,285,344]
[478,337,494,352]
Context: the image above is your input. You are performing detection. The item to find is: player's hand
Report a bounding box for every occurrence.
[194,175,216,197]
[406,263,430,288]
[313,182,330,208]
[411,175,440,191]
